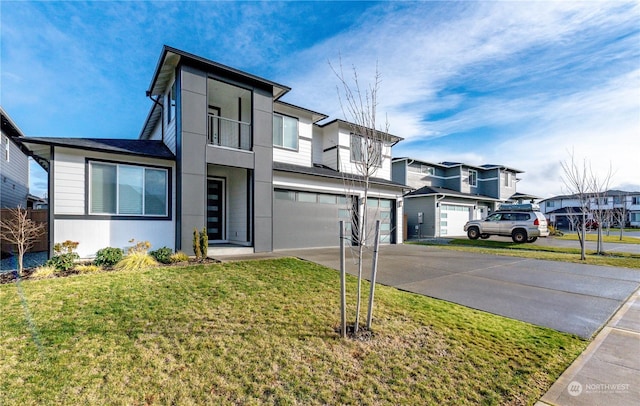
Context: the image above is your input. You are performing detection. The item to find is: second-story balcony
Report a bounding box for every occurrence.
[207,114,251,151]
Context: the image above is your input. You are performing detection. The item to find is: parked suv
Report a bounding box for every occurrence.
[463,204,549,243]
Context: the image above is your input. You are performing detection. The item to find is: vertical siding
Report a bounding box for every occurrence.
[0,135,29,208]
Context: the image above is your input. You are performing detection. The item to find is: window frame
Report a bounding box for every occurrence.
[468,169,477,187]
[350,133,382,167]
[87,159,170,218]
[273,113,299,151]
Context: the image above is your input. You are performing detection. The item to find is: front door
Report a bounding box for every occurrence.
[207,178,224,241]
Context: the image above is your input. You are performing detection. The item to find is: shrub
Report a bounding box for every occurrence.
[75,264,103,274]
[46,252,79,272]
[94,247,124,267]
[54,240,79,255]
[170,251,190,263]
[193,228,201,260]
[150,247,173,264]
[200,228,208,259]
[127,239,151,254]
[31,265,58,279]
[114,251,159,272]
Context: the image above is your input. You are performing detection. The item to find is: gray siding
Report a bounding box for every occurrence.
[253,87,274,252]
[178,65,208,254]
[0,135,29,208]
[404,196,437,238]
[391,161,407,186]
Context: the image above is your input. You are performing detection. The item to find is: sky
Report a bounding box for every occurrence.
[1,1,639,199]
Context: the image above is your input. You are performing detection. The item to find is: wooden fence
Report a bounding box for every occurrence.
[0,209,49,253]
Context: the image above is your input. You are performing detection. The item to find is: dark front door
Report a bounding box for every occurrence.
[207,179,224,241]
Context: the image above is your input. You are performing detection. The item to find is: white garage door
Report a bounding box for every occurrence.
[440,204,472,236]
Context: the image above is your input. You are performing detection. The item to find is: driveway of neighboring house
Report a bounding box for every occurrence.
[277,244,640,339]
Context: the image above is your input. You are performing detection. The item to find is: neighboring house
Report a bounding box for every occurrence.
[0,107,30,208]
[14,46,406,258]
[392,158,525,238]
[541,190,640,228]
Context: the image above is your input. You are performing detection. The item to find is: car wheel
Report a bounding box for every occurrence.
[512,230,527,243]
[467,227,480,240]
[480,234,490,239]
[527,237,538,243]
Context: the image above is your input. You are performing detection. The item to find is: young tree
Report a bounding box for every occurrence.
[0,207,46,276]
[588,168,613,255]
[560,153,590,260]
[331,58,393,334]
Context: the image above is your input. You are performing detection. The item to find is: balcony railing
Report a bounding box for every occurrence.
[207,114,252,151]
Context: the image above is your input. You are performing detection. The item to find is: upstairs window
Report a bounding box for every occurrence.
[273,114,298,150]
[3,136,8,162]
[633,196,640,205]
[503,172,513,187]
[167,81,177,124]
[468,169,477,187]
[351,134,382,167]
[90,161,168,216]
[547,200,556,208]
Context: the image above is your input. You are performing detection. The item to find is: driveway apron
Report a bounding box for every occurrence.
[280,244,640,339]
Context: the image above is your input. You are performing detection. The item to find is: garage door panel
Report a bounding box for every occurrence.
[440,204,471,236]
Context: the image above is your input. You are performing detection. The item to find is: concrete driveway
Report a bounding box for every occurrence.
[278,244,640,339]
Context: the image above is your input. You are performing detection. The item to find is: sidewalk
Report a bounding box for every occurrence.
[536,287,640,405]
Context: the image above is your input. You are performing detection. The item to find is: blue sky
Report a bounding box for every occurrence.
[2,1,639,198]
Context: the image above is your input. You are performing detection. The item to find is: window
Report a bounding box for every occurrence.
[90,162,168,216]
[167,81,177,124]
[633,197,640,205]
[468,169,477,187]
[350,134,382,166]
[3,136,9,162]
[408,164,434,175]
[547,200,556,208]
[273,114,298,150]
[503,172,512,187]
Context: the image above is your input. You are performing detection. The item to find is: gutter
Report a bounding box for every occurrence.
[146,91,164,141]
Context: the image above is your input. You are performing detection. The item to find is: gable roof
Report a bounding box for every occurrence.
[317,119,403,145]
[392,157,524,173]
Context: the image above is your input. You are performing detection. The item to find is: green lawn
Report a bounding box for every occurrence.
[0,259,585,405]
[419,240,640,269]
[555,232,640,244]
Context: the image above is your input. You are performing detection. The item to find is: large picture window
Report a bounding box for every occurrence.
[90,162,168,216]
[273,114,298,150]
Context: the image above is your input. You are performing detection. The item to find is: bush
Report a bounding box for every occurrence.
[31,265,58,279]
[114,251,159,272]
[200,228,208,259]
[94,247,124,267]
[54,240,79,255]
[75,264,103,274]
[46,252,79,272]
[193,228,201,260]
[170,251,190,263]
[150,247,173,264]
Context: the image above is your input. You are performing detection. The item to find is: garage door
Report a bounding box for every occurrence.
[273,189,353,250]
[440,204,471,236]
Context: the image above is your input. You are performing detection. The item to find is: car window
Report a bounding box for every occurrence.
[486,213,502,221]
[501,213,513,221]
[516,213,530,221]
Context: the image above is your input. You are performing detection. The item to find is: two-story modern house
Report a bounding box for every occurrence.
[541,190,640,229]
[392,158,525,238]
[14,46,406,258]
[0,107,30,209]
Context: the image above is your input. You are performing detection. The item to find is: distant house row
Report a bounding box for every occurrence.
[540,191,640,228]
[5,45,630,258]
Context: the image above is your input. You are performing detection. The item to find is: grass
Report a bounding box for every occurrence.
[0,258,585,405]
[555,232,640,244]
[420,240,640,269]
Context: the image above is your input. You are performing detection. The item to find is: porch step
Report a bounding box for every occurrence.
[207,245,254,257]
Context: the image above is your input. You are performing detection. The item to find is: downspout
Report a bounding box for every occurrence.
[435,194,446,238]
[146,91,164,141]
